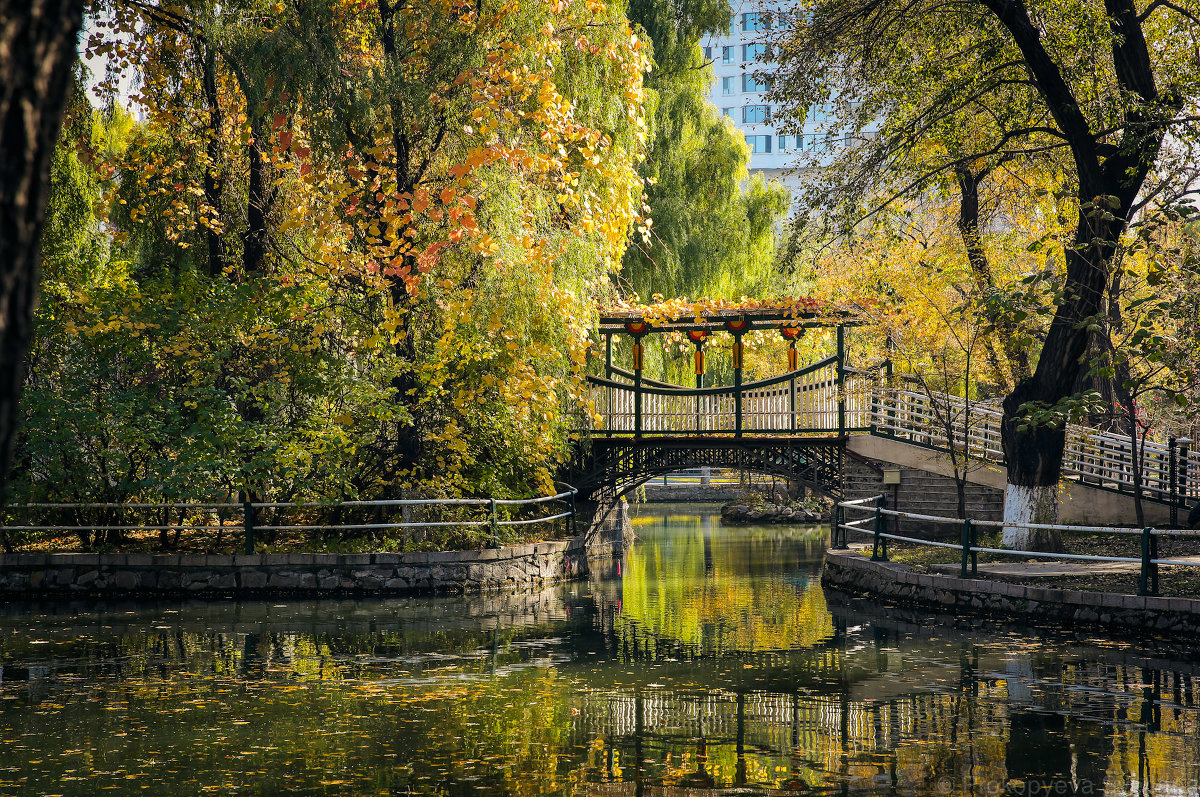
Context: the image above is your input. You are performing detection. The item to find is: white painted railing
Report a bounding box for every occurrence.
[588,363,1197,505]
[867,388,1200,503]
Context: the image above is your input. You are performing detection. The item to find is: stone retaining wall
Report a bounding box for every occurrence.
[0,501,631,599]
[823,550,1200,638]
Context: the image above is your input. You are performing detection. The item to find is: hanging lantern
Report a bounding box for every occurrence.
[687,330,708,376]
[724,318,749,334]
[780,325,804,371]
[725,318,748,370]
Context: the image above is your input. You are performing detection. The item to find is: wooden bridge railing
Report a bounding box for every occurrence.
[588,358,875,436]
[586,366,1198,507]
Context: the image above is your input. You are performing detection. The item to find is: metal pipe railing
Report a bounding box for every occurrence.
[2,486,580,555]
[835,495,1200,596]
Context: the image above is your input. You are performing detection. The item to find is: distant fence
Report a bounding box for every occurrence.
[1,487,578,554]
[834,494,1200,597]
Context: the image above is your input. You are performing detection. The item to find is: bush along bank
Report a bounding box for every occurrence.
[721,493,829,525]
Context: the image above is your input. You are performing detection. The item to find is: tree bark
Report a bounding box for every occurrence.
[0,0,85,501]
[982,0,1175,548]
[199,43,226,277]
[954,165,1031,388]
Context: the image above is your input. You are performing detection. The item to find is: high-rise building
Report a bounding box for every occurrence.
[700,3,872,205]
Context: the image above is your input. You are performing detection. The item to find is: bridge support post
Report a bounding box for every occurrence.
[632,335,644,438]
[836,324,846,437]
[725,320,747,438]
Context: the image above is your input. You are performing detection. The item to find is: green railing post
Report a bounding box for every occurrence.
[1138,527,1158,596]
[871,495,887,561]
[836,324,846,436]
[971,520,979,575]
[569,490,577,537]
[243,496,255,555]
[960,517,973,579]
[488,498,501,549]
[633,372,643,439]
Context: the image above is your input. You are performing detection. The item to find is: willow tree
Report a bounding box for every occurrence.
[770,0,1200,545]
[621,0,787,302]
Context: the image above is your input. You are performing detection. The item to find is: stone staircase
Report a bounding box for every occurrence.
[843,454,1003,539]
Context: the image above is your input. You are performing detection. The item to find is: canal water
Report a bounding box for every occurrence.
[1,503,1198,795]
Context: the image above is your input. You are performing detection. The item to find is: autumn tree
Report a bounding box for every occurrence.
[770,0,1200,542]
[21,0,650,519]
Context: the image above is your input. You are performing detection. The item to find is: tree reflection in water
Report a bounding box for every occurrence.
[0,504,1197,795]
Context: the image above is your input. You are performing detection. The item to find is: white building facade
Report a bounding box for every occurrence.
[700,4,852,203]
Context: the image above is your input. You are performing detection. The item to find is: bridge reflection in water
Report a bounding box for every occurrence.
[0,506,1198,795]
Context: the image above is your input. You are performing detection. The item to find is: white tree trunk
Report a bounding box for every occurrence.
[1001,483,1060,550]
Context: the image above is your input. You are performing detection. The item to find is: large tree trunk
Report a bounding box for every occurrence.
[0,0,85,500]
[983,0,1172,550]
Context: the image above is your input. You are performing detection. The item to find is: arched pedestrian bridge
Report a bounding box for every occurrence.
[567,304,1199,526]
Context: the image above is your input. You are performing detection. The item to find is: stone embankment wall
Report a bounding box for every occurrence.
[0,500,631,599]
[637,484,748,503]
[823,550,1200,638]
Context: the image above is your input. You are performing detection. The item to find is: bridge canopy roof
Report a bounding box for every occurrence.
[598,298,859,335]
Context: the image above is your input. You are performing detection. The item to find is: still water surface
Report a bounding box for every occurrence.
[1,504,1199,795]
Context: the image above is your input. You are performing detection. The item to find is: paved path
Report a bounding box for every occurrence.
[931,557,1200,578]
[841,543,1200,577]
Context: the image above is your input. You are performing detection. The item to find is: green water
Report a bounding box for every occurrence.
[1,503,1198,795]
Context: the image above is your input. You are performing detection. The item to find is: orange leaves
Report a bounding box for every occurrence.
[417,242,449,272]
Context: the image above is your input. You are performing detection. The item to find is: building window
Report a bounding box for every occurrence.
[722,107,733,117]
[777,134,787,151]
[743,105,770,124]
[742,73,769,93]
[795,133,819,150]
[742,12,768,31]
[742,42,766,62]
[703,46,712,60]
[722,46,734,64]
[745,134,772,153]
[721,76,734,95]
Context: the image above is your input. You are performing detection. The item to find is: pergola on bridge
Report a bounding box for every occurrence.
[570,303,874,501]
[568,301,1200,515]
